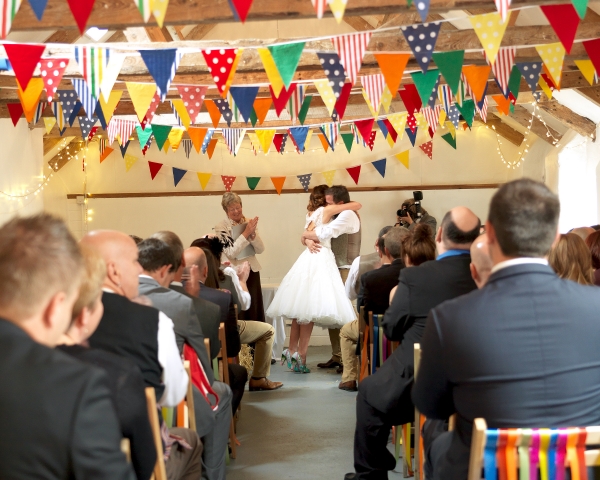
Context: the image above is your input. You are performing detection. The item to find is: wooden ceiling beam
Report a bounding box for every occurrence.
[106,30,127,43]
[576,84,600,108]
[11,0,567,30]
[47,138,85,171]
[536,101,597,139]
[44,28,81,43]
[492,105,563,145]
[185,24,217,40]
[484,117,525,146]
[144,26,174,42]
[343,16,374,31]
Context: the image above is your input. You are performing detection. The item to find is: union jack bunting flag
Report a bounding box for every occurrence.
[331,32,372,85]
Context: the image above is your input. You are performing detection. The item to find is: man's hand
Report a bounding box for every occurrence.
[302,230,319,242]
[305,239,322,254]
[184,265,201,297]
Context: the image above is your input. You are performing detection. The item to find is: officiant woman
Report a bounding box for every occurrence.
[215,192,266,322]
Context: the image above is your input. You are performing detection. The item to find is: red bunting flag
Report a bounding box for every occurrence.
[270,83,297,116]
[176,85,207,122]
[66,0,96,34]
[7,102,23,126]
[419,141,433,160]
[540,4,580,54]
[39,58,69,103]
[366,130,376,151]
[334,83,353,120]
[141,93,161,129]
[398,84,422,115]
[201,48,240,97]
[346,165,361,184]
[583,39,600,74]
[354,118,374,142]
[230,0,254,22]
[4,44,46,90]
[148,161,163,180]
[271,177,286,195]
[221,175,236,192]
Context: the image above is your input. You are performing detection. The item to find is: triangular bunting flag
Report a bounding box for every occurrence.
[99,90,123,126]
[332,32,372,84]
[170,99,191,129]
[172,168,187,187]
[297,174,312,192]
[100,53,125,103]
[366,130,376,151]
[419,141,433,159]
[422,105,442,135]
[99,146,113,163]
[316,52,347,97]
[395,150,409,169]
[462,65,491,102]
[222,175,236,192]
[575,59,596,86]
[493,94,511,115]
[288,127,309,152]
[322,170,335,186]
[43,116,56,134]
[74,46,110,100]
[38,57,69,103]
[320,123,339,150]
[151,0,169,27]
[206,138,218,159]
[229,0,253,22]
[399,84,422,115]
[197,173,212,190]
[447,104,461,128]
[0,0,23,39]
[572,0,588,18]
[229,86,259,123]
[126,82,157,122]
[256,129,276,154]
[120,141,131,158]
[28,0,48,20]
[67,101,81,126]
[204,100,222,127]
[401,22,442,73]
[201,48,241,97]
[71,78,98,120]
[346,166,361,185]
[354,119,374,142]
[168,128,184,151]
[476,96,488,123]
[535,42,566,88]
[317,133,329,152]
[246,177,261,190]
[4,44,45,90]
[268,42,305,88]
[148,161,163,180]
[583,39,600,77]
[269,83,296,117]
[334,84,352,120]
[17,78,44,122]
[139,49,179,101]
[214,98,233,126]
[78,117,96,139]
[411,69,440,106]
[223,128,245,155]
[374,53,410,95]
[298,95,312,125]
[456,99,475,127]
[66,0,94,34]
[311,0,326,18]
[341,133,353,153]
[136,125,153,149]
[56,90,79,125]
[271,177,286,195]
[7,103,23,126]
[387,113,407,142]
[272,133,287,154]
[188,127,207,153]
[328,0,348,23]
[441,132,457,149]
[406,127,418,147]
[488,47,516,97]
[469,11,510,65]
[432,51,464,95]
[182,139,192,158]
[371,159,386,178]
[380,85,393,113]
[507,66,520,100]
[122,152,137,171]
[314,79,338,117]
[540,4,580,54]
[361,74,385,115]
[176,85,207,123]
[258,48,285,96]
[516,62,543,93]
[253,97,272,125]
[152,125,172,150]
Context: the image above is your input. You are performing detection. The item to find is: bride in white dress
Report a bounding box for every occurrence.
[266,185,360,373]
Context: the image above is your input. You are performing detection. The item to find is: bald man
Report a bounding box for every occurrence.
[346,207,480,480]
[470,233,493,289]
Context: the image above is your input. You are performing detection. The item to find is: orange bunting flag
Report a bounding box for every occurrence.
[374,53,410,96]
[317,133,330,152]
[204,100,222,127]
[253,97,272,125]
[187,127,208,153]
[462,65,491,102]
[100,146,114,163]
[206,138,219,159]
[17,77,44,122]
[492,94,511,115]
[270,177,286,195]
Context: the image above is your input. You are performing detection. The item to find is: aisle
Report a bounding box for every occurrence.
[227,346,406,480]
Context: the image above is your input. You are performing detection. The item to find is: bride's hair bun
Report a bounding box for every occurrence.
[413,223,432,241]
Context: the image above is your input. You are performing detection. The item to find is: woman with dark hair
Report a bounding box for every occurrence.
[402,224,436,267]
[585,230,600,286]
[267,185,361,373]
[549,233,594,285]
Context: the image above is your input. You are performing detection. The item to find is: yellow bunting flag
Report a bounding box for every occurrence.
[44,117,56,134]
[247,132,261,153]
[187,127,207,153]
[462,65,492,103]
[99,90,123,126]
[169,128,184,151]
[469,11,511,65]
[445,121,456,139]
[171,99,191,129]
[17,78,44,122]
[317,133,329,152]
[197,172,212,190]
[374,53,410,95]
[415,112,428,129]
[361,90,378,118]
[387,113,407,142]
[575,60,596,86]
[206,138,218,159]
[395,150,410,169]
[305,129,313,150]
[253,98,272,125]
[538,75,554,100]
[536,42,566,88]
[162,139,170,153]
[329,0,348,24]
[386,134,395,148]
[204,100,222,128]
[438,110,447,126]
[271,177,286,195]
[380,85,393,113]
[313,79,337,116]
[322,170,336,186]
[256,129,276,154]
[258,48,285,97]
[124,153,138,172]
[126,82,157,122]
[151,0,170,28]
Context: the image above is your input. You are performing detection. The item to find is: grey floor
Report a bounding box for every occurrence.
[226,346,406,480]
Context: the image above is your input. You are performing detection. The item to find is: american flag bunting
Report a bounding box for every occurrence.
[488,47,516,98]
[494,0,511,22]
[361,74,386,115]
[422,105,442,135]
[476,96,489,123]
[331,32,372,85]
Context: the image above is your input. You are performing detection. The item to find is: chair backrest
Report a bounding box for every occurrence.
[359,306,370,382]
[217,324,230,385]
[468,418,600,480]
[144,387,167,480]
[414,343,425,480]
[176,361,197,432]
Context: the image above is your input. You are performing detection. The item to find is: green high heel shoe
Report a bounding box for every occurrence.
[281,349,294,370]
[292,353,311,374]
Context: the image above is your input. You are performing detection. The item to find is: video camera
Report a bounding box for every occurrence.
[397,191,424,221]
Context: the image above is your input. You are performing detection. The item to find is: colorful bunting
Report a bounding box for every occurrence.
[151,125,172,150]
[271,177,286,195]
[297,174,312,192]
[571,0,588,19]
[535,42,566,88]
[152,0,169,27]
[223,128,245,155]
[78,117,96,139]
[16,77,44,122]
[71,78,97,120]
[133,0,151,22]
[206,139,218,159]
[197,172,212,190]
[361,74,385,115]
[246,177,261,190]
[272,133,287,154]
[515,62,542,93]
[38,57,69,103]
[419,141,433,159]
[52,101,65,133]
[332,32,372,85]
[575,59,597,85]
[43,117,56,134]
[168,128,184,151]
[107,118,137,146]
[431,51,464,95]
[74,46,110,100]
[66,0,95,34]
[0,0,22,39]
[202,48,241,97]
[401,22,441,73]
[313,79,338,117]
[297,95,313,125]
[311,0,326,18]
[229,86,259,123]
[346,166,361,185]
[411,69,440,106]
[447,104,461,128]
[124,152,137,172]
[4,44,45,90]
[100,53,125,103]
[56,90,79,125]
[172,168,187,187]
[341,133,354,153]
[270,83,296,116]
[317,133,329,152]
[488,47,515,97]
[258,48,285,97]
[406,127,418,147]
[175,85,207,123]
[322,170,336,186]
[469,11,510,65]
[317,52,347,97]
[462,65,491,102]
[354,119,374,143]
[476,96,488,123]
[387,113,407,142]
[253,97,272,125]
[371,159,386,178]
[456,99,475,127]
[328,0,348,23]
[380,86,393,113]
[148,161,163,180]
[395,150,409,169]
[374,53,409,95]
[583,39,600,79]
[139,49,180,100]
[268,42,305,88]
[540,4,580,53]
[99,143,113,163]
[288,127,309,152]
[256,129,276,154]
[126,82,156,122]
[204,100,222,127]
[214,98,234,126]
[320,123,339,150]
[7,103,23,126]
[222,175,236,192]
[98,90,122,126]
[141,93,160,129]
[136,125,153,149]
[182,139,192,158]
[422,105,441,135]
[187,127,207,154]
[441,132,457,149]
[493,94,511,115]
[229,0,253,22]
[287,84,306,123]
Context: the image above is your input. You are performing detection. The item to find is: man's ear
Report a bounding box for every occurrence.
[470,263,479,284]
[106,261,120,287]
[485,221,496,245]
[41,290,72,345]
[435,226,443,244]
[159,264,171,279]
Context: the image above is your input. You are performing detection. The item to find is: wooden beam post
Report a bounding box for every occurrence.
[537,100,597,140]
[485,117,525,146]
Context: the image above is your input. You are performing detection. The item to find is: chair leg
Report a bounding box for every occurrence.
[401,423,414,478]
[229,418,237,459]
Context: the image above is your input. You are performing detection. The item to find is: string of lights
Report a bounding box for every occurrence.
[490,103,538,170]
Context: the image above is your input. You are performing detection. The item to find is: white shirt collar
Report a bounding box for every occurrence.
[102,287,116,293]
[491,257,549,275]
[171,281,183,287]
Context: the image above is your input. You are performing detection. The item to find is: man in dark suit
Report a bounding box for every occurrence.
[0,214,134,479]
[413,179,600,480]
[346,206,480,480]
[339,226,409,392]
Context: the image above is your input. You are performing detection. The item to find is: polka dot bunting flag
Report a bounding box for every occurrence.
[201,48,241,97]
[297,173,312,192]
[214,98,234,126]
[535,42,566,88]
[313,79,338,116]
[221,175,236,192]
[447,104,461,129]
[515,62,542,93]
[141,93,161,130]
[56,90,80,125]
[39,58,69,103]
[419,141,433,160]
[469,11,511,66]
[316,52,347,98]
[123,153,138,172]
[78,117,96,140]
[176,85,207,124]
[401,22,442,73]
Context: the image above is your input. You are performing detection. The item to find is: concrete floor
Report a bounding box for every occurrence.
[226,346,407,480]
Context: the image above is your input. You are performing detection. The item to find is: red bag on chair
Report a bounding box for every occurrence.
[183,344,220,411]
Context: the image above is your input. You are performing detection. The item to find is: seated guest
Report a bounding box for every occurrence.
[413,179,600,480]
[338,226,410,392]
[585,230,600,286]
[58,245,202,480]
[153,231,248,414]
[569,226,595,240]
[185,247,283,392]
[0,214,134,479]
[136,238,233,480]
[345,207,480,480]
[345,226,392,301]
[469,233,493,288]
[549,233,594,285]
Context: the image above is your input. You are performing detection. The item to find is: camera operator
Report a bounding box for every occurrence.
[396,192,437,237]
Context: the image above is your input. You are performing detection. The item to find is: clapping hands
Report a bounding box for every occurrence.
[243,217,259,240]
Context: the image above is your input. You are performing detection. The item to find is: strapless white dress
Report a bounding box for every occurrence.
[266,207,356,328]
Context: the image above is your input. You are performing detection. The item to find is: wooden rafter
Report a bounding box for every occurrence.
[185,24,217,40]
[47,138,84,171]
[145,26,174,42]
[576,85,600,108]
[536,101,597,139]
[44,28,80,43]
[493,105,563,145]
[343,16,374,31]
[485,117,525,146]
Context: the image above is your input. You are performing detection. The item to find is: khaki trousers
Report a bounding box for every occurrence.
[340,319,360,383]
[238,320,274,378]
[327,268,350,363]
[166,427,203,480]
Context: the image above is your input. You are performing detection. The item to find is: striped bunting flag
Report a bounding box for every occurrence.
[488,47,516,98]
[456,76,469,106]
[52,101,66,133]
[332,32,372,85]
[438,84,453,114]
[422,105,442,135]
[287,84,306,124]
[494,0,511,22]
[170,101,183,126]
[311,0,327,18]
[71,78,98,120]
[350,123,367,147]
[107,118,137,145]
[361,74,385,115]
[182,139,193,158]
[476,96,489,123]
[223,129,246,156]
[74,47,111,100]
[32,102,47,125]
[0,0,22,39]
[320,123,339,150]
[133,0,152,22]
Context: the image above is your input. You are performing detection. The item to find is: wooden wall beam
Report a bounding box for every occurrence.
[343,16,374,31]
[47,139,85,171]
[494,105,563,145]
[576,84,600,108]
[145,26,174,42]
[185,24,217,40]
[485,117,525,146]
[536,101,597,139]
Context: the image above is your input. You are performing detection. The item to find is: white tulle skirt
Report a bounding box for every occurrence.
[266,246,356,328]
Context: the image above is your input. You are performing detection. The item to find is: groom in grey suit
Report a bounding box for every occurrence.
[137,238,232,480]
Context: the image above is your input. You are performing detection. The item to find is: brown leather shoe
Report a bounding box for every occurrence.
[336,366,343,374]
[317,357,342,369]
[338,381,357,392]
[249,377,283,391]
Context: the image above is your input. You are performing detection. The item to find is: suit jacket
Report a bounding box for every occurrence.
[408,212,437,236]
[357,258,404,323]
[170,283,221,360]
[413,263,600,480]
[0,319,134,480]
[197,282,241,358]
[57,345,155,480]
[361,254,476,418]
[138,276,214,384]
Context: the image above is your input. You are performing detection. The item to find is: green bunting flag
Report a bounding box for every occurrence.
[152,124,172,150]
[250,108,257,127]
[441,132,457,149]
[432,51,465,95]
[410,69,440,106]
[268,42,305,88]
[508,65,522,101]
[246,177,261,190]
[136,125,153,148]
[456,99,475,128]
[298,95,313,125]
[571,0,588,19]
[341,133,354,153]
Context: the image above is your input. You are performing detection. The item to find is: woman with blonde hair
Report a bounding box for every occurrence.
[214,192,266,322]
[549,233,594,285]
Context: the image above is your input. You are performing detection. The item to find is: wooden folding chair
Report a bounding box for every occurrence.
[414,343,425,480]
[358,306,370,382]
[467,418,600,480]
[175,361,197,432]
[216,324,238,459]
[145,387,167,480]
